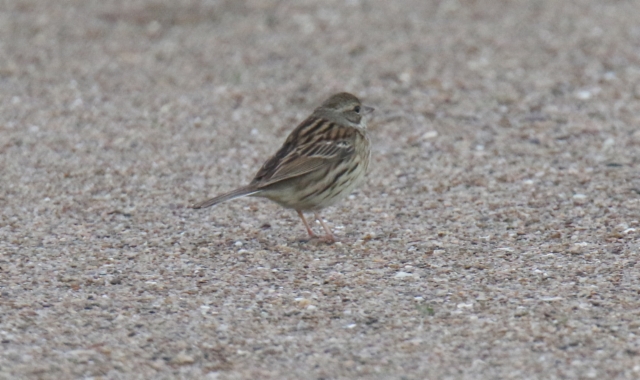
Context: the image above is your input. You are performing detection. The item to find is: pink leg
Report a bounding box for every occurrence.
[314,212,336,243]
[296,210,315,238]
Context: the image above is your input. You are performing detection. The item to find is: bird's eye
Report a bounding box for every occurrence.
[354,106,361,114]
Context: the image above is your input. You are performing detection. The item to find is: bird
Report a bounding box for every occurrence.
[192,92,373,242]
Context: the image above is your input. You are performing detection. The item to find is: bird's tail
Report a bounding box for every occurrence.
[191,186,260,209]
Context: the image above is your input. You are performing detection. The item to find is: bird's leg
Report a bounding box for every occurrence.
[296,210,316,238]
[314,212,336,243]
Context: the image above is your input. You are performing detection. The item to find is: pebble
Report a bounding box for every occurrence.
[394,271,414,279]
[171,352,195,365]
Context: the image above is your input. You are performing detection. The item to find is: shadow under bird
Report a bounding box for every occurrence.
[192,92,374,242]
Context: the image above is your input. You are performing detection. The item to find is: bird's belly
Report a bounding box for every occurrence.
[260,158,367,211]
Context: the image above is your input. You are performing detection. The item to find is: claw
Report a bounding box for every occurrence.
[314,212,337,243]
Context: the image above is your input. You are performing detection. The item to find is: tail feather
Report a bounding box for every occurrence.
[192,186,259,209]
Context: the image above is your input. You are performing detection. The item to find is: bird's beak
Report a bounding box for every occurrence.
[363,106,375,115]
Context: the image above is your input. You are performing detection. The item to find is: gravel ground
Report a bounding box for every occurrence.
[2,0,640,379]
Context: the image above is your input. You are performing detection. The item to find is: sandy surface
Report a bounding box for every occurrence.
[1,0,640,378]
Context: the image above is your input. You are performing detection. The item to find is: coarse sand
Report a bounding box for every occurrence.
[1,0,640,378]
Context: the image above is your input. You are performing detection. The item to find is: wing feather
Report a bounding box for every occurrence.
[252,138,354,188]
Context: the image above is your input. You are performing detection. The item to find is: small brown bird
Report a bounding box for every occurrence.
[192,92,373,242]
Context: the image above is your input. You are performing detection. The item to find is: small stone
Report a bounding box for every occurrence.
[149,360,166,370]
[570,243,587,254]
[171,352,195,365]
[399,72,411,83]
[421,131,438,140]
[394,271,414,279]
[540,296,563,302]
[576,90,592,100]
[573,194,587,204]
[295,298,311,308]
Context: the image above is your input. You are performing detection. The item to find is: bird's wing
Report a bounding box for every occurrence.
[252,138,355,188]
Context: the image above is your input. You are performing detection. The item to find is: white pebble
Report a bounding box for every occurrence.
[422,130,438,140]
[576,90,592,100]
